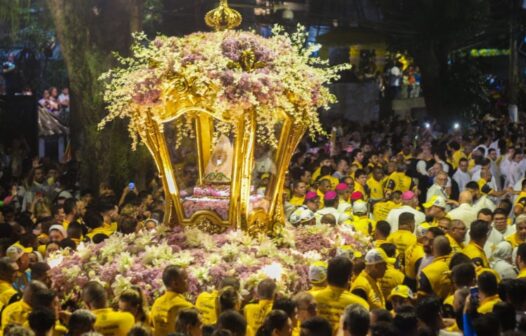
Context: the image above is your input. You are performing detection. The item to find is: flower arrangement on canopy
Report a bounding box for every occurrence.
[49,224,371,304]
[98,26,350,148]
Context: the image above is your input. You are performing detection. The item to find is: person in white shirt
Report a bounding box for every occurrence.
[500,149,526,188]
[386,191,425,232]
[487,148,502,191]
[453,158,471,192]
[474,208,503,259]
[493,208,516,237]
[447,191,477,229]
[426,172,451,211]
[315,191,348,225]
[490,241,518,280]
[58,87,69,108]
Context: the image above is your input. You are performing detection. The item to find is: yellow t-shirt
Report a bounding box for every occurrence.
[419,255,451,300]
[405,243,424,280]
[313,285,369,334]
[351,271,385,309]
[477,295,501,314]
[354,183,368,201]
[367,177,385,200]
[87,222,117,240]
[506,233,525,249]
[151,291,193,336]
[385,172,413,193]
[387,230,416,257]
[92,308,135,336]
[0,280,17,312]
[351,216,374,236]
[373,201,401,222]
[446,234,464,254]
[379,265,405,300]
[463,241,490,268]
[244,299,273,336]
[1,300,32,334]
[517,268,526,279]
[289,195,305,207]
[195,290,218,325]
[452,150,467,170]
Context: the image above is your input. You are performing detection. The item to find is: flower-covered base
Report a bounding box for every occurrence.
[49,224,371,303]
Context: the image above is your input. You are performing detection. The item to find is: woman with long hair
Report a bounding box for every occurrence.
[118,286,149,326]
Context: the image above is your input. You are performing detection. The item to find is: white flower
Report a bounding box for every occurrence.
[116,252,135,273]
[190,266,210,282]
[100,235,128,261]
[238,253,258,267]
[111,274,133,298]
[303,251,322,262]
[220,243,240,259]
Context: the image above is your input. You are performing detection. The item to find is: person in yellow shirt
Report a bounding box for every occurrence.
[387,285,415,312]
[354,169,369,201]
[464,220,490,268]
[5,244,32,292]
[150,265,193,336]
[342,304,370,336]
[310,155,333,183]
[118,287,149,327]
[387,212,417,258]
[385,163,414,193]
[367,167,385,202]
[313,256,369,334]
[62,198,78,230]
[289,181,307,207]
[446,219,467,254]
[422,196,449,227]
[293,292,317,332]
[476,271,501,314]
[0,257,18,312]
[418,235,452,300]
[516,243,526,279]
[450,141,466,169]
[378,243,405,301]
[507,215,526,248]
[352,149,365,170]
[373,221,391,248]
[372,190,402,222]
[307,261,328,293]
[244,278,276,334]
[513,179,526,216]
[195,277,240,325]
[351,248,392,309]
[404,227,426,291]
[349,201,374,236]
[82,281,135,336]
[1,281,48,334]
[85,210,115,241]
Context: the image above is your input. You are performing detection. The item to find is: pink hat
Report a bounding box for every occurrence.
[401,191,415,201]
[305,191,319,201]
[324,191,337,201]
[335,183,348,191]
[351,191,363,201]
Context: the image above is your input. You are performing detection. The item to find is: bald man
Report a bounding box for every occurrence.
[448,191,477,229]
[418,236,452,299]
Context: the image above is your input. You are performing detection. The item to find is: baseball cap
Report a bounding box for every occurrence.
[6,244,32,262]
[401,191,415,201]
[305,191,319,202]
[289,207,315,225]
[335,183,348,191]
[49,224,67,237]
[308,261,328,284]
[423,195,446,209]
[324,191,337,201]
[352,200,368,215]
[416,223,431,238]
[351,191,363,201]
[364,248,395,265]
[387,285,415,301]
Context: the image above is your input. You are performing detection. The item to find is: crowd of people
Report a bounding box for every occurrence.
[2,112,526,336]
[37,87,69,124]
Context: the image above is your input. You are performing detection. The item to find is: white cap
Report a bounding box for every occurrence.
[352,200,368,215]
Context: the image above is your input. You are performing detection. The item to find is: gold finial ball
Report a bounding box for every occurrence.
[205,0,242,31]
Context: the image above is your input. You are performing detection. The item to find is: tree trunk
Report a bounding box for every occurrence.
[46,0,150,191]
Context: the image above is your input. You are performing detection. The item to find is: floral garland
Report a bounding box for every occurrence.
[49,224,371,304]
[98,26,351,149]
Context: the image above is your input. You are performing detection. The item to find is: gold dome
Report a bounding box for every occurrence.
[205,0,242,31]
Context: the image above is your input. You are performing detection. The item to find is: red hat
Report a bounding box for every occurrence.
[351,191,363,201]
[305,191,319,201]
[324,191,338,201]
[335,183,348,191]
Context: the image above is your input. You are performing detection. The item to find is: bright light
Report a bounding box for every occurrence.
[453,123,460,129]
[424,122,431,129]
[261,262,283,280]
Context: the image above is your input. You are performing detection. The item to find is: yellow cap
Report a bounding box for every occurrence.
[423,195,446,209]
[387,285,415,301]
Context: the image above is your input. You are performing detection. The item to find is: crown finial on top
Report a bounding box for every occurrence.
[205,0,242,31]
